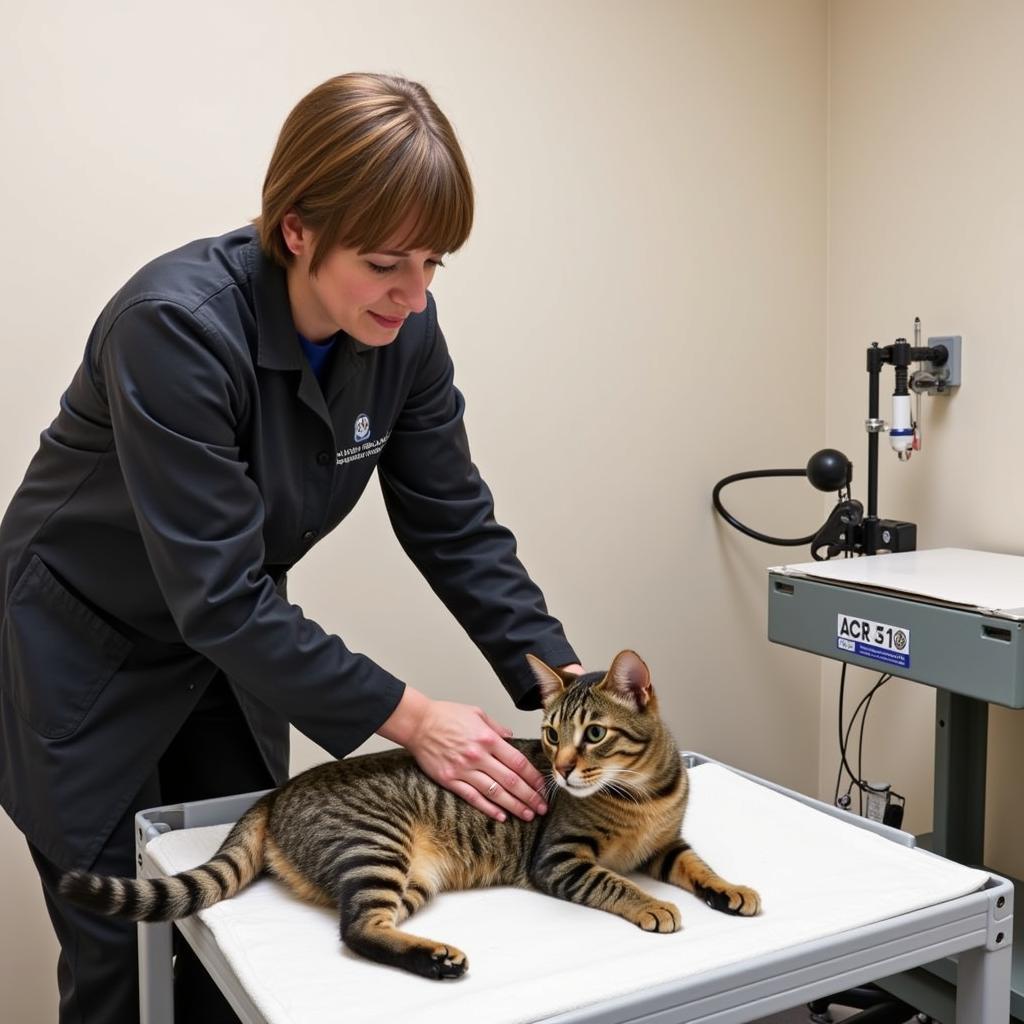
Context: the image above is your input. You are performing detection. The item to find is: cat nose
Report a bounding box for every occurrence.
[558,761,576,780]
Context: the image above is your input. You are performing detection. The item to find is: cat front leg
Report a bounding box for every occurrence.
[642,840,761,916]
[529,854,680,933]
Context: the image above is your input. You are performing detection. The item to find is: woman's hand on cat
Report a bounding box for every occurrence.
[388,693,550,823]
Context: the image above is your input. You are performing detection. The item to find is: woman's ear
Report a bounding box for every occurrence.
[280,210,313,258]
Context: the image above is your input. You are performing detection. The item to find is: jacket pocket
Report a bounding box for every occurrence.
[1,554,133,739]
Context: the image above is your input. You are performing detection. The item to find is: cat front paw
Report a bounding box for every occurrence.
[632,899,681,933]
[698,882,761,916]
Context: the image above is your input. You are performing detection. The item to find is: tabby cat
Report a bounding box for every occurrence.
[60,650,761,980]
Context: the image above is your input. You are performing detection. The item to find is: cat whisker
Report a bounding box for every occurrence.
[604,769,652,796]
[540,772,559,802]
[602,780,642,805]
[607,768,648,783]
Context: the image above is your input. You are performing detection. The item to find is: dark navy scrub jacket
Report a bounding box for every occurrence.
[0,226,578,871]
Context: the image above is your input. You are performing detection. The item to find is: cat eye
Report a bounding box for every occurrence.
[584,725,607,743]
[543,726,559,746]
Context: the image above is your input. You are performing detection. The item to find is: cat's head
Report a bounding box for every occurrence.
[527,650,669,799]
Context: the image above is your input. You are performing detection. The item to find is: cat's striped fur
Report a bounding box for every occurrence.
[60,650,761,979]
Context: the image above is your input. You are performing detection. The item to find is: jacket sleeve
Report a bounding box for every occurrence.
[98,298,405,756]
[377,302,578,710]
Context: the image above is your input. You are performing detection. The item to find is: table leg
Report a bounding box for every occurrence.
[956,944,1012,1023]
[138,921,174,1024]
[933,689,988,865]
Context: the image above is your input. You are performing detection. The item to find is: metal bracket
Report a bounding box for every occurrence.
[986,880,1014,952]
[911,335,963,394]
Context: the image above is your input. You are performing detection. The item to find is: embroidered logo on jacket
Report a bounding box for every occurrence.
[336,431,391,467]
[354,414,371,442]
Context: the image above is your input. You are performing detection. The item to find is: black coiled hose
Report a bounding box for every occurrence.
[711,469,819,546]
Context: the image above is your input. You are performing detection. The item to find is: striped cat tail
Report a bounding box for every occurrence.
[58,794,272,922]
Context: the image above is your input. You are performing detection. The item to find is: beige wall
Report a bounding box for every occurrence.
[825,0,1024,876]
[0,1,829,1019]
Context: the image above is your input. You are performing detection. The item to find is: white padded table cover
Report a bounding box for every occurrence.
[148,763,988,1024]
[772,547,1024,619]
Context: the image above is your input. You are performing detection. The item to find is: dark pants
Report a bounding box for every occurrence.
[28,675,277,1024]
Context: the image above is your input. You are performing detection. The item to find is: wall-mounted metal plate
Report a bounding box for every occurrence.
[926,335,962,390]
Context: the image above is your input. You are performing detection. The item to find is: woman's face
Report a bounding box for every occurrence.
[282,211,445,346]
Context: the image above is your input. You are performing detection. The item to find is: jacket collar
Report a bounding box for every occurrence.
[245,234,302,371]
[242,231,372,433]
[244,233,373,368]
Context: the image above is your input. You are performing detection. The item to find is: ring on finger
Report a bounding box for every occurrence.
[486,781,499,797]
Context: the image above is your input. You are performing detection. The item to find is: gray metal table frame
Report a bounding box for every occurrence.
[769,567,1024,1019]
[135,754,1013,1024]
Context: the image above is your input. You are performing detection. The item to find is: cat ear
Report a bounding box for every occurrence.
[600,650,654,710]
[526,654,566,709]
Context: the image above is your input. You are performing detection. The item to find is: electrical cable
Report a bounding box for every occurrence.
[834,665,855,806]
[711,469,819,546]
[833,665,891,806]
[857,675,890,814]
[838,671,890,807]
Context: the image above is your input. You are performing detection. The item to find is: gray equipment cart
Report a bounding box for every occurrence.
[135,753,1013,1024]
[769,547,1024,1019]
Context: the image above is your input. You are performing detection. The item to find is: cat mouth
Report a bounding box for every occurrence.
[561,778,603,797]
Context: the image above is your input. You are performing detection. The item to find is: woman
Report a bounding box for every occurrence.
[0,73,580,1022]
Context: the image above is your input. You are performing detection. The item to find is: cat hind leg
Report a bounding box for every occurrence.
[339,884,468,980]
[341,911,469,980]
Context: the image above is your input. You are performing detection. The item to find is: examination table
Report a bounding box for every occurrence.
[135,754,1012,1024]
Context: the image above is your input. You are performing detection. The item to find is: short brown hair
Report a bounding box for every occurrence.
[255,73,474,274]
